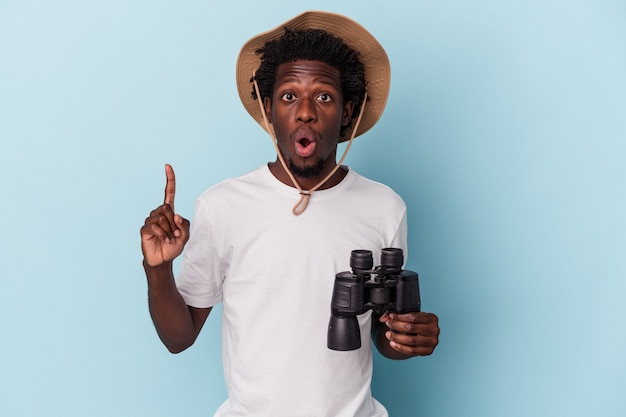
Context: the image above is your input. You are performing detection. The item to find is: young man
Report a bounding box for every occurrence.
[141,11,439,417]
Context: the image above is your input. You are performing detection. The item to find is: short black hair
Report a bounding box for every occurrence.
[252,28,366,138]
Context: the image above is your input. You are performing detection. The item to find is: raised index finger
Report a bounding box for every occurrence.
[163,163,176,210]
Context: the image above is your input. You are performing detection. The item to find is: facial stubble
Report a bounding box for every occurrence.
[287,157,326,179]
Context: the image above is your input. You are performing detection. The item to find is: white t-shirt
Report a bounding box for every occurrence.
[177,165,407,417]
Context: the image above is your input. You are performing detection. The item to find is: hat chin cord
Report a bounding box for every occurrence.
[253,77,368,216]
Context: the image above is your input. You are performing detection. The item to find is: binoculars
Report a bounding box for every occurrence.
[327,248,421,351]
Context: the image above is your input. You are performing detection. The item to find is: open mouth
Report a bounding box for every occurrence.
[294,132,317,157]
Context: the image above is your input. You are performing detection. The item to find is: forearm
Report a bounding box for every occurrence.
[144,261,198,353]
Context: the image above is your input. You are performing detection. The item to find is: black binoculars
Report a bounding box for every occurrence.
[327,248,421,351]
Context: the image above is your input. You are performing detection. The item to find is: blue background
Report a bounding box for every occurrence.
[1,1,625,416]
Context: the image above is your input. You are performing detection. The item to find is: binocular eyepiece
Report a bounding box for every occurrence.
[327,248,421,351]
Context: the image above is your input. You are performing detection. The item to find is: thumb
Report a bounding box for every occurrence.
[174,214,190,241]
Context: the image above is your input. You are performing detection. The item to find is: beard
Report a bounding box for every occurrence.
[287,157,326,179]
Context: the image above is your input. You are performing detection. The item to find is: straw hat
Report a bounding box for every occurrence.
[236,10,391,141]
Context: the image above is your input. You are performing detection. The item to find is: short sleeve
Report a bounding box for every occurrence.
[176,198,225,308]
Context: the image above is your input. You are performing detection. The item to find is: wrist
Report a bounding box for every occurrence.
[143,258,172,269]
[143,259,177,297]
[143,259,174,280]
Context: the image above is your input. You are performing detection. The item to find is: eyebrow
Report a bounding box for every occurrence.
[276,76,340,88]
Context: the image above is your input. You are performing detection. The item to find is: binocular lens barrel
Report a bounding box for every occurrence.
[327,315,361,351]
[381,248,403,269]
[350,250,374,271]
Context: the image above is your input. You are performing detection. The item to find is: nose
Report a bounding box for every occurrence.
[296,97,316,123]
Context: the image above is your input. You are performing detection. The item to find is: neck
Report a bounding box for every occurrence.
[268,160,348,191]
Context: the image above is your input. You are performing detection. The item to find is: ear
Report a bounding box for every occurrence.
[342,101,355,126]
[263,97,273,124]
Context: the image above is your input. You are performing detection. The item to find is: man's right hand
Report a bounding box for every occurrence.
[141,164,190,267]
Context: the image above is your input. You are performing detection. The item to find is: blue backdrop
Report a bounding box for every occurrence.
[2,1,625,416]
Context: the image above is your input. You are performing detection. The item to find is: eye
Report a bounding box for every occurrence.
[281,92,296,102]
[317,93,332,103]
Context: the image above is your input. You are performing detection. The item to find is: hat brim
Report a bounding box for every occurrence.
[236,10,390,142]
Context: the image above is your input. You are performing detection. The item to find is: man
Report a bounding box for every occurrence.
[141,11,439,417]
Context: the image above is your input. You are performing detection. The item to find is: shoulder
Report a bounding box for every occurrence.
[196,166,270,202]
[347,170,406,209]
